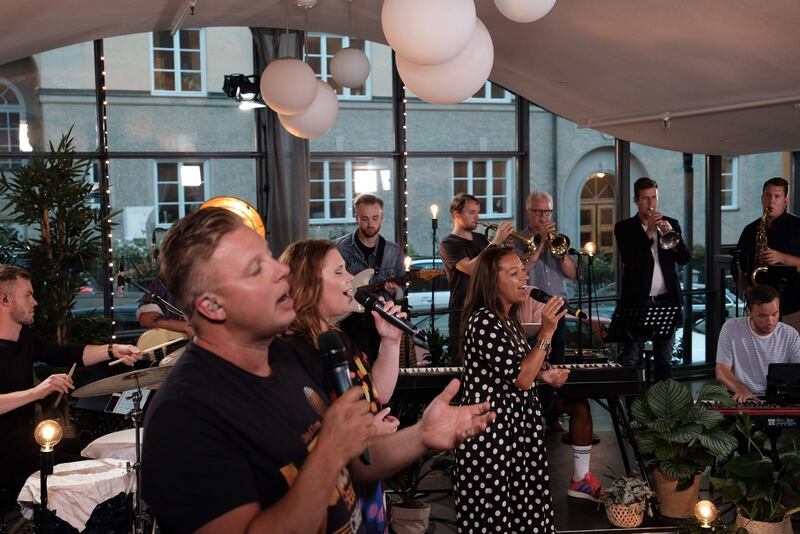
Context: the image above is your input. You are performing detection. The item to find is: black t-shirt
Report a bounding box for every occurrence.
[439,232,489,310]
[141,339,364,534]
[0,328,84,447]
[355,238,376,265]
[737,211,800,314]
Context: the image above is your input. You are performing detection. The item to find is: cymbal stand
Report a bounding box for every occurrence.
[128,377,150,534]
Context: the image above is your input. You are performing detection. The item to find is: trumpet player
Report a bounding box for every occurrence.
[736,177,800,332]
[440,192,514,363]
[615,177,689,381]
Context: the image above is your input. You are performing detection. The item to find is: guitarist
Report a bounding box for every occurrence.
[334,194,406,359]
[137,277,195,340]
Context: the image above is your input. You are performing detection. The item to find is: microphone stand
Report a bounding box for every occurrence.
[575,253,584,362]
[586,253,594,349]
[118,273,186,320]
[430,216,438,338]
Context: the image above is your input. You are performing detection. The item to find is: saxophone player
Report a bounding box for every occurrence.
[736,177,800,332]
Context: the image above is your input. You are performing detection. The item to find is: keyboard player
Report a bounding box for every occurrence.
[716,285,800,403]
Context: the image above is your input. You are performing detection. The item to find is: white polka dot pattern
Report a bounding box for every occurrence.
[453,308,555,533]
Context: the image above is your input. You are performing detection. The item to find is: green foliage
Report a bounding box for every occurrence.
[0,129,105,343]
[677,516,745,534]
[630,380,738,488]
[423,326,450,367]
[709,413,800,523]
[599,475,654,514]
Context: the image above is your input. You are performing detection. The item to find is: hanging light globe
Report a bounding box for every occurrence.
[494,0,557,23]
[278,80,340,139]
[382,0,476,66]
[331,48,371,88]
[260,58,318,116]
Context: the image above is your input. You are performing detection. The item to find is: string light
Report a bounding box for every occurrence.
[96,40,116,339]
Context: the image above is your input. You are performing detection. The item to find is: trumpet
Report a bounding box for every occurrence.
[647,209,681,250]
[478,222,537,259]
[534,228,570,258]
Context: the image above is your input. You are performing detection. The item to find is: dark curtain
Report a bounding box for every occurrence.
[251,28,309,256]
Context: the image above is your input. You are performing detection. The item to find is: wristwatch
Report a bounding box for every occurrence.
[536,338,552,354]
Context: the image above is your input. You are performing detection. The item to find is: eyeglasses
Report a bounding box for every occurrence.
[527,209,553,216]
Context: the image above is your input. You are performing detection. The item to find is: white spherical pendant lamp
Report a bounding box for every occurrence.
[396,19,494,105]
[494,0,557,23]
[260,58,318,116]
[382,0,476,66]
[330,48,371,88]
[278,80,340,139]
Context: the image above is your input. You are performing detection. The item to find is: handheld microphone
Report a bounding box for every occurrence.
[354,289,427,342]
[151,228,159,270]
[116,257,126,298]
[529,287,587,319]
[318,330,371,465]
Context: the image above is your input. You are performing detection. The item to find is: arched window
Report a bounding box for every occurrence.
[579,172,616,256]
[0,78,25,170]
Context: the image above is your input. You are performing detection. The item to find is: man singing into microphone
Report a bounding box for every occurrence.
[142,208,495,534]
[520,192,605,502]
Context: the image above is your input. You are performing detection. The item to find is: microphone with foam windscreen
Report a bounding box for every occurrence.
[529,287,587,319]
[116,257,126,298]
[318,330,372,465]
[354,289,427,342]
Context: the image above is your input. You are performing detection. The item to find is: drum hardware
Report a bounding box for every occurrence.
[73,366,173,533]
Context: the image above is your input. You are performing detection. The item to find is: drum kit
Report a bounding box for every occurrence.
[54,339,184,533]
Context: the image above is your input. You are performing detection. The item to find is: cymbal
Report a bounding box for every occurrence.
[73,365,173,398]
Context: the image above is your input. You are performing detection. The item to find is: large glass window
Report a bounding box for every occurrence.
[453,159,512,217]
[721,156,738,210]
[0,79,24,169]
[155,161,208,225]
[151,30,206,95]
[466,81,512,103]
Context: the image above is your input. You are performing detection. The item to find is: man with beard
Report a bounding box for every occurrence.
[0,264,142,500]
[141,207,495,533]
[716,284,800,403]
[335,194,405,358]
[439,193,513,363]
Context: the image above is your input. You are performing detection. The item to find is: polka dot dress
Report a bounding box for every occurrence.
[454,308,555,533]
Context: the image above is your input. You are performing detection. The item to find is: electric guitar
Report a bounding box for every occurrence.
[333,267,445,323]
[136,328,189,365]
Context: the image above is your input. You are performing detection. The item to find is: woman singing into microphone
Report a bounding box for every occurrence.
[454,246,568,533]
[279,239,403,534]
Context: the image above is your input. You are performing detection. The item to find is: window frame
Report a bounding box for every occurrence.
[309,159,360,224]
[153,160,210,226]
[452,158,513,218]
[0,77,25,168]
[149,29,207,97]
[720,156,739,210]
[465,81,513,104]
[306,33,372,101]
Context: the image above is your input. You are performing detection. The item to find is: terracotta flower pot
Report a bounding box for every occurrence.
[390,502,430,534]
[735,510,793,534]
[652,469,701,518]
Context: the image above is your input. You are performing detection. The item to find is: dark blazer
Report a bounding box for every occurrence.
[614,214,690,307]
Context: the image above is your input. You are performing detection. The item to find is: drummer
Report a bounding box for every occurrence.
[0,265,142,501]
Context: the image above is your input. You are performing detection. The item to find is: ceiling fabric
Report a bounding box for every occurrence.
[1,0,798,154]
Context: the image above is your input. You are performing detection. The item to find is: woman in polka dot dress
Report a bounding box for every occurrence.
[454,247,569,533]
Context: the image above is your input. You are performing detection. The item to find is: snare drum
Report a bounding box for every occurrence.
[17,458,134,532]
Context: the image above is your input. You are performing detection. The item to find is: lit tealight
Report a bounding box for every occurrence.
[694,500,718,528]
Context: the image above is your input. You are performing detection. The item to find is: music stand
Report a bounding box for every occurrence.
[766,363,800,405]
[605,304,680,386]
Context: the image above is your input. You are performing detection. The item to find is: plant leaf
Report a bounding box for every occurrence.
[646,379,693,419]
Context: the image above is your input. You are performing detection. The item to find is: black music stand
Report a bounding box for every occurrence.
[766,363,800,405]
[605,304,680,387]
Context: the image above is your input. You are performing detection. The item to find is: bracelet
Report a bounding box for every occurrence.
[107,343,114,360]
[536,338,552,354]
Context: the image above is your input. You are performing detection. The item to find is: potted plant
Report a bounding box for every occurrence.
[630,379,738,518]
[386,451,451,534]
[710,413,800,533]
[599,474,655,528]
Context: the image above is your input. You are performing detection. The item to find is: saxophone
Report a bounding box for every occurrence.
[751,207,770,284]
